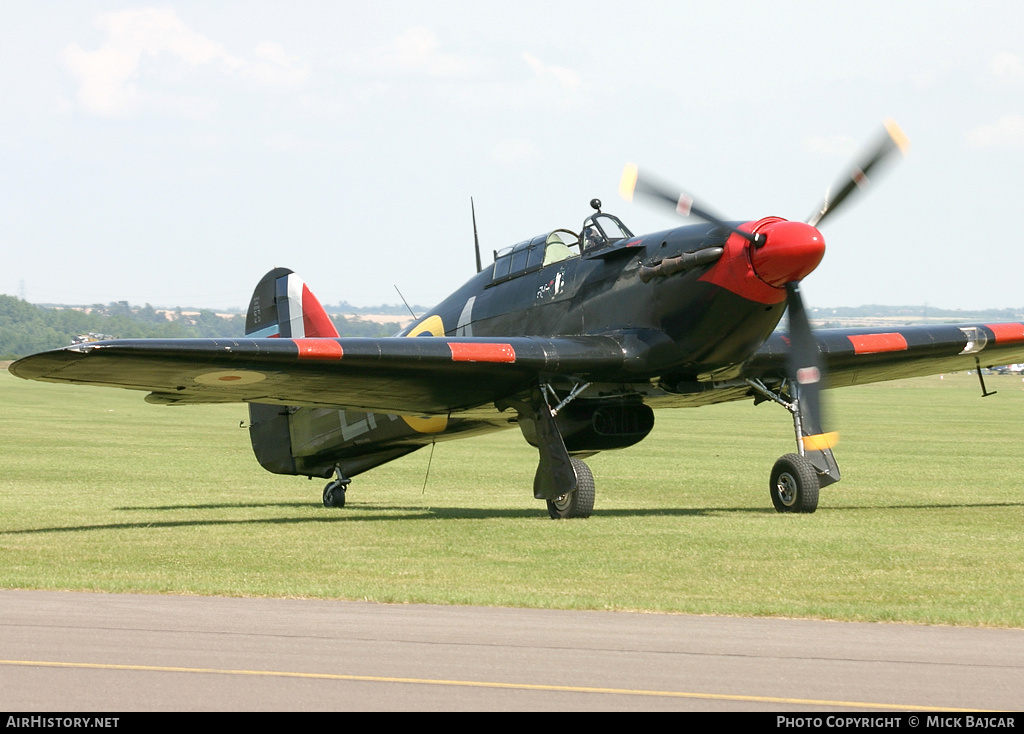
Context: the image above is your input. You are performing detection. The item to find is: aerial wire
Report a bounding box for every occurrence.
[421,440,436,496]
[394,285,419,320]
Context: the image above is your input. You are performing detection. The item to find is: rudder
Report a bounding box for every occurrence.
[245,267,339,338]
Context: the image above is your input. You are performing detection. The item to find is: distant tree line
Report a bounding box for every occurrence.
[0,296,405,359]
[7,296,1018,360]
[809,305,1024,320]
[325,300,426,316]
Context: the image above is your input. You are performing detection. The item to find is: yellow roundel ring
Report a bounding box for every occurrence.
[402,314,448,433]
[406,314,445,338]
[194,370,267,386]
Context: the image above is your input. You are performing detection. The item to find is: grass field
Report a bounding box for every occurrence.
[2,367,1022,626]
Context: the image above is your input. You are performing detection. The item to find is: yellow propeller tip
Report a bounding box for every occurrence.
[801,431,840,452]
[884,119,910,155]
[619,163,638,201]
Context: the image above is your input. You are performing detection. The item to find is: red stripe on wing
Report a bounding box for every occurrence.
[448,342,516,363]
[986,323,1024,344]
[848,333,908,354]
[294,339,344,360]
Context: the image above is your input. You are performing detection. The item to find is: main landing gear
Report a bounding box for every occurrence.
[769,453,819,513]
[546,457,595,519]
[512,383,596,520]
[323,466,350,508]
[746,378,840,514]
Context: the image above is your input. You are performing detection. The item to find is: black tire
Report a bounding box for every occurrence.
[323,481,346,508]
[547,458,595,519]
[769,453,819,513]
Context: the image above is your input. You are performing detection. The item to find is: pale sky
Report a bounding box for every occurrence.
[2,1,1023,311]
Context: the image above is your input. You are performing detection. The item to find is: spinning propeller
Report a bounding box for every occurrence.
[620,120,909,455]
[807,119,909,228]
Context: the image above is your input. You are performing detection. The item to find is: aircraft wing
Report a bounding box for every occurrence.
[8,336,631,414]
[11,322,1024,415]
[744,322,1024,387]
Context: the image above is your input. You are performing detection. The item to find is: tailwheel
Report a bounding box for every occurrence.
[323,466,351,508]
[323,479,349,508]
[547,458,595,520]
[770,453,819,514]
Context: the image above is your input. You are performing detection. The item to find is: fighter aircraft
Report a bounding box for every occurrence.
[11,121,1024,518]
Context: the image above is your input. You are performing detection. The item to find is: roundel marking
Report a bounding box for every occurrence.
[401,414,448,433]
[402,313,449,433]
[406,314,445,338]
[194,370,267,386]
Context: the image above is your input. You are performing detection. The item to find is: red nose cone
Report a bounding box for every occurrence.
[750,220,825,287]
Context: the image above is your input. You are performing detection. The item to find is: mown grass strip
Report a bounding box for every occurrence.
[2,370,1022,626]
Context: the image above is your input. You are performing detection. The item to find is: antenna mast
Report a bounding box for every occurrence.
[471,198,483,273]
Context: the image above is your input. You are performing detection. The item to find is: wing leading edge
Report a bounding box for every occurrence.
[745,322,1024,386]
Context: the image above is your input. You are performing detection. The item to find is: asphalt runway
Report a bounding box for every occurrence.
[1,590,1022,712]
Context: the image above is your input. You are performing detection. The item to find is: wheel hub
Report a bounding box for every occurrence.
[551,491,573,511]
[775,472,797,507]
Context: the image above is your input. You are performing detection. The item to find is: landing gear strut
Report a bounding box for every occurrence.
[746,378,839,514]
[323,467,350,508]
[511,383,596,519]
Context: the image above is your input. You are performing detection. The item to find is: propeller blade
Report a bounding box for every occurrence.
[620,163,763,246]
[807,119,909,228]
[619,123,908,487]
[784,282,837,451]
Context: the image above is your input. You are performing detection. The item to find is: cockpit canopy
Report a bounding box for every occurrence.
[581,212,633,250]
[491,211,633,284]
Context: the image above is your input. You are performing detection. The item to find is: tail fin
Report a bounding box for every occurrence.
[246,268,338,478]
[245,267,339,338]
